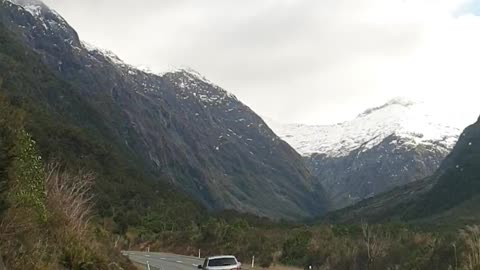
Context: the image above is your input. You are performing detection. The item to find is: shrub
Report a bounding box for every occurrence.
[280,229,312,266]
[8,129,47,221]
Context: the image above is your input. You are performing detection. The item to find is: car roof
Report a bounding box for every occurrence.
[207,255,237,260]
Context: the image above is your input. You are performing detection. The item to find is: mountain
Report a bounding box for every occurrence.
[0,0,328,219]
[326,116,480,226]
[406,116,480,223]
[268,98,462,209]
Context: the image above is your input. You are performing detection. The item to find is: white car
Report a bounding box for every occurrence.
[198,256,242,270]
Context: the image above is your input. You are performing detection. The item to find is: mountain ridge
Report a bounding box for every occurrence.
[268,98,461,158]
[0,0,329,219]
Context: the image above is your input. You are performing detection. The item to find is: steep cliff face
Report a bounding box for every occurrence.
[269,98,461,209]
[0,0,328,219]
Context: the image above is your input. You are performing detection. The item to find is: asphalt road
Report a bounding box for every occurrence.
[122,251,205,270]
[123,251,252,270]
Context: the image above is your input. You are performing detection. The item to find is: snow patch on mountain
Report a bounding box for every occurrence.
[81,44,240,109]
[21,3,41,17]
[82,41,128,67]
[5,0,45,20]
[166,69,240,107]
[5,0,73,35]
[81,41,216,86]
[268,98,462,157]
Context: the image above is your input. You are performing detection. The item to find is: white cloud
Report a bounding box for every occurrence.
[43,0,480,126]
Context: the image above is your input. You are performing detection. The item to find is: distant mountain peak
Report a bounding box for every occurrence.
[269,98,460,157]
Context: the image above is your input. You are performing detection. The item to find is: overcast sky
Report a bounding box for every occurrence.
[42,0,480,126]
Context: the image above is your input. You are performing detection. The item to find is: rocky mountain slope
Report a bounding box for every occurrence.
[0,0,328,219]
[269,98,462,209]
[326,116,480,225]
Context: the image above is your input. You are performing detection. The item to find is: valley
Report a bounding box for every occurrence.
[0,0,480,270]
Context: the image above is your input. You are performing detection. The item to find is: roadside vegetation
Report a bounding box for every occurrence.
[120,218,480,270]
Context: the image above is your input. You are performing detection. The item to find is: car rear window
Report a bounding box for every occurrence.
[208,258,237,267]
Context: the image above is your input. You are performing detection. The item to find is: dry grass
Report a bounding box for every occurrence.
[362,222,389,268]
[460,225,480,270]
[45,162,94,240]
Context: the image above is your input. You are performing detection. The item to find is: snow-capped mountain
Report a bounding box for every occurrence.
[268,98,463,209]
[325,117,480,224]
[0,0,329,219]
[269,98,461,158]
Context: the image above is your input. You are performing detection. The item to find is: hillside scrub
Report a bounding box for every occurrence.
[0,98,134,270]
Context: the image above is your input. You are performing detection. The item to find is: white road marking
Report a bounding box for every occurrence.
[176,260,183,263]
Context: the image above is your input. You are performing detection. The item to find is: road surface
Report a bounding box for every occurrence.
[123,251,251,270]
[123,251,205,270]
